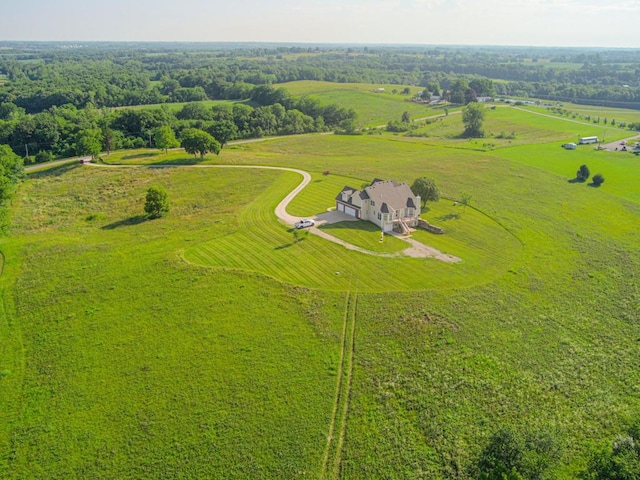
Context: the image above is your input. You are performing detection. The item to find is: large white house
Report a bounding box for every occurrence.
[335,179,421,233]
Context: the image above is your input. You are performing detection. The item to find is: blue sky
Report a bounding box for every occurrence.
[2,0,639,47]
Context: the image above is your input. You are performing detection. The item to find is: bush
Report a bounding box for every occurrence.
[576,164,590,182]
[144,186,169,219]
[581,421,640,479]
[592,173,605,186]
[35,150,54,163]
[476,426,561,480]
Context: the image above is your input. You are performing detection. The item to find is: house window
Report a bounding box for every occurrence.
[377,213,381,220]
[371,200,375,206]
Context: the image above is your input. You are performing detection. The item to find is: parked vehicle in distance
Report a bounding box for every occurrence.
[294,219,315,229]
[562,143,577,150]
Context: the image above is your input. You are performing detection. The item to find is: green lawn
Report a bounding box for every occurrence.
[318,221,407,254]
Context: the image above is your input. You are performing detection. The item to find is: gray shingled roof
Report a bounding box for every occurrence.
[364,180,417,213]
[335,186,357,203]
[337,179,418,214]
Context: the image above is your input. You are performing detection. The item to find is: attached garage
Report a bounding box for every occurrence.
[337,202,358,218]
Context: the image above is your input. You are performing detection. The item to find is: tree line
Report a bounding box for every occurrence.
[1,44,639,116]
[0,84,356,161]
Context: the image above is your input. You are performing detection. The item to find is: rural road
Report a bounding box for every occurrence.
[83,162,460,262]
[25,156,92,172]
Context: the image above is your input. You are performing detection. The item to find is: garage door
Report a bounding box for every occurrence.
[344,206,356,217]
[337,203,345,212]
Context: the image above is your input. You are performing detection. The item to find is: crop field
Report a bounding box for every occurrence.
[2,96,640,478]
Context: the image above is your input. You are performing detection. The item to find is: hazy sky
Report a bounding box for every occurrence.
[2,0,639,47]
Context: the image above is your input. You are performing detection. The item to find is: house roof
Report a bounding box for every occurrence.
[364,179,418,213]
[336,179,419,215]
[335,186,358,203]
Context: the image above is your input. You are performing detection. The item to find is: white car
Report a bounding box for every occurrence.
[294,219,315,229]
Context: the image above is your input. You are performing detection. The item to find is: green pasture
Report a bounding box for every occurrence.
[121,98,253,112]
[402,104,618,149]
[549,101,640,124]
[493,142,640,203]
[279,80,438,127]
[2,92,640,478]
[0,165,346,478]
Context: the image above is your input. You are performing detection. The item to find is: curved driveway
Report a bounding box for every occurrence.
[86,162,460,262]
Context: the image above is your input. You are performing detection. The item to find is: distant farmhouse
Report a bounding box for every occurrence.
[335,179,421,234]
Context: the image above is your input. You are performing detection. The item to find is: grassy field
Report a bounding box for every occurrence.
[2,93,640,478]
[118,98,253,112]
[1,165,347,478]
[279,80,443,127]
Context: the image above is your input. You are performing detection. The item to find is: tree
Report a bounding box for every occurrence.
[411,177,440,208]
[144,186,169,219]
[592,173,605,186]
[581,422,640,479]
[462,102,486,137]
[102,126,115,155]
[76,129,102,159]
[449,78,470,104]
[0,145,23,203]
[401,111,411,124]
[477,426,561,480]
[35,150,54,164]
[207,120,238,146]
[176,102,213,121]
[180,128,221,158]
[576,164,590,182]
[459,192,472,211]
[153,126,179,153]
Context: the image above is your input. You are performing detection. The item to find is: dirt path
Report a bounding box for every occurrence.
[320,287,358,479]
[85,162,460,262]
[25,156,91,172]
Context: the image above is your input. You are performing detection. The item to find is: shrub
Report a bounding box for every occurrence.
[576,165,590,182]
[144,186,169,219]
[35,150,54,163]
[592,173,605,186]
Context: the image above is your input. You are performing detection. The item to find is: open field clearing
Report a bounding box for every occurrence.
[399,104,624,149]
[279,80,440,127]
[540,102,640,125]
[1,165,346,478]
[120,98,254,111]
[2,92,640,477]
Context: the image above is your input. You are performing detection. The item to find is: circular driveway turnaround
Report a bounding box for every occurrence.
[86,162,460,262]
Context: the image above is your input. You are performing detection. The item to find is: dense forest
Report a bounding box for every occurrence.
[1,42,639,161]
